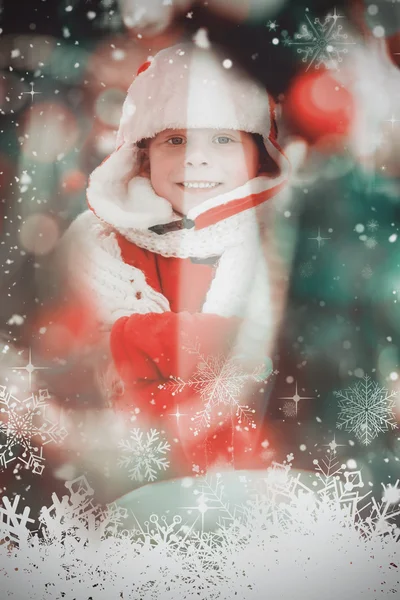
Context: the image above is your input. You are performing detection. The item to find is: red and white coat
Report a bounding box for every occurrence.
[56,43,294,481]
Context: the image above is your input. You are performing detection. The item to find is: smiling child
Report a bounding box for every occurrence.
[64,42,291,483]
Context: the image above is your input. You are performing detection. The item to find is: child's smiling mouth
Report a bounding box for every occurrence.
[177,181,222,191]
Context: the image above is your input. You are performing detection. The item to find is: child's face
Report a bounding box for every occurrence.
[141,129,260,215]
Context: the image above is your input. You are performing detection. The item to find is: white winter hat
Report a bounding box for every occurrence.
[117,42,283,169]
[87,42,290,231]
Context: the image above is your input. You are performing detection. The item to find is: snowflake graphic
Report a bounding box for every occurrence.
[0,494,34,546]
[282,8,355,71]
[0,385,68,475]
[40,475,127,543]
[159,337,271,433]
[267,20,278,31]
[299,261,314,278]
[180,472,243,532]
[361,264,373,279]
[282,400,297,418]
[118,428,171,483]
[334,375,398,445]
[312,453,368,517]
[367,219,379,232]
[364,236,378,249]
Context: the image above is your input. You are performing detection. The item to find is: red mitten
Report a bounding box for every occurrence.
[110,311,263,475]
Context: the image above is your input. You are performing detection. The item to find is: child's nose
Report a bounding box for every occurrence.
[184,144,209,167]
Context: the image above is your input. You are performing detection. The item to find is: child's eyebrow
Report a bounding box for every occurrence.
[217,130,239,136]
[157,129,241,141]
[162,129,186,136]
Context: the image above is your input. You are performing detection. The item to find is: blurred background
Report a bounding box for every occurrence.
[0,0,400,522]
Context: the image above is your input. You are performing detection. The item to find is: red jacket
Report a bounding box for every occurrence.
[109,232,271,479]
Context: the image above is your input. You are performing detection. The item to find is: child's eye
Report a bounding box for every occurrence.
[167,137,185,145]
[215,136,233,144]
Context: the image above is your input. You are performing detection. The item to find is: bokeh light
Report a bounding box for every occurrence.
[61,169,87,194]
[94,128,118,156]
[119,0,177,37]
[0,34,55,72]
[95,87,126,127]
[283,70,354,150]
[20,213,60,255]
[86,37,149,93]
[21,102,79,163]
[0,73,31,115]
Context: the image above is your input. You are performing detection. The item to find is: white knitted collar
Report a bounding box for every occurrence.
[90,174,274,260]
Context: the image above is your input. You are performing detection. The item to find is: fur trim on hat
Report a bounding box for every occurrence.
[117,43,274,147]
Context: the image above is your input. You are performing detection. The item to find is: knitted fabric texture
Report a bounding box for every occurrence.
[61,209,171,327]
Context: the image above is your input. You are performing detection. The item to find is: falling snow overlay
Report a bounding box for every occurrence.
[1,462,399,599]
[159,335,272,434]
[282,8,356,71]
[0,386,68,475]
[335,375,398,445]
[118,428,171,482]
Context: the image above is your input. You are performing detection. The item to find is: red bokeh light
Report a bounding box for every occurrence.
[61,169,87,194]
[35,300,102,361]
[283,70,355,151]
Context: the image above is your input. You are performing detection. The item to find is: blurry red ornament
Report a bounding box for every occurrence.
[35,300,101,361]
[61,169,87,194]
[283,70,354,150]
